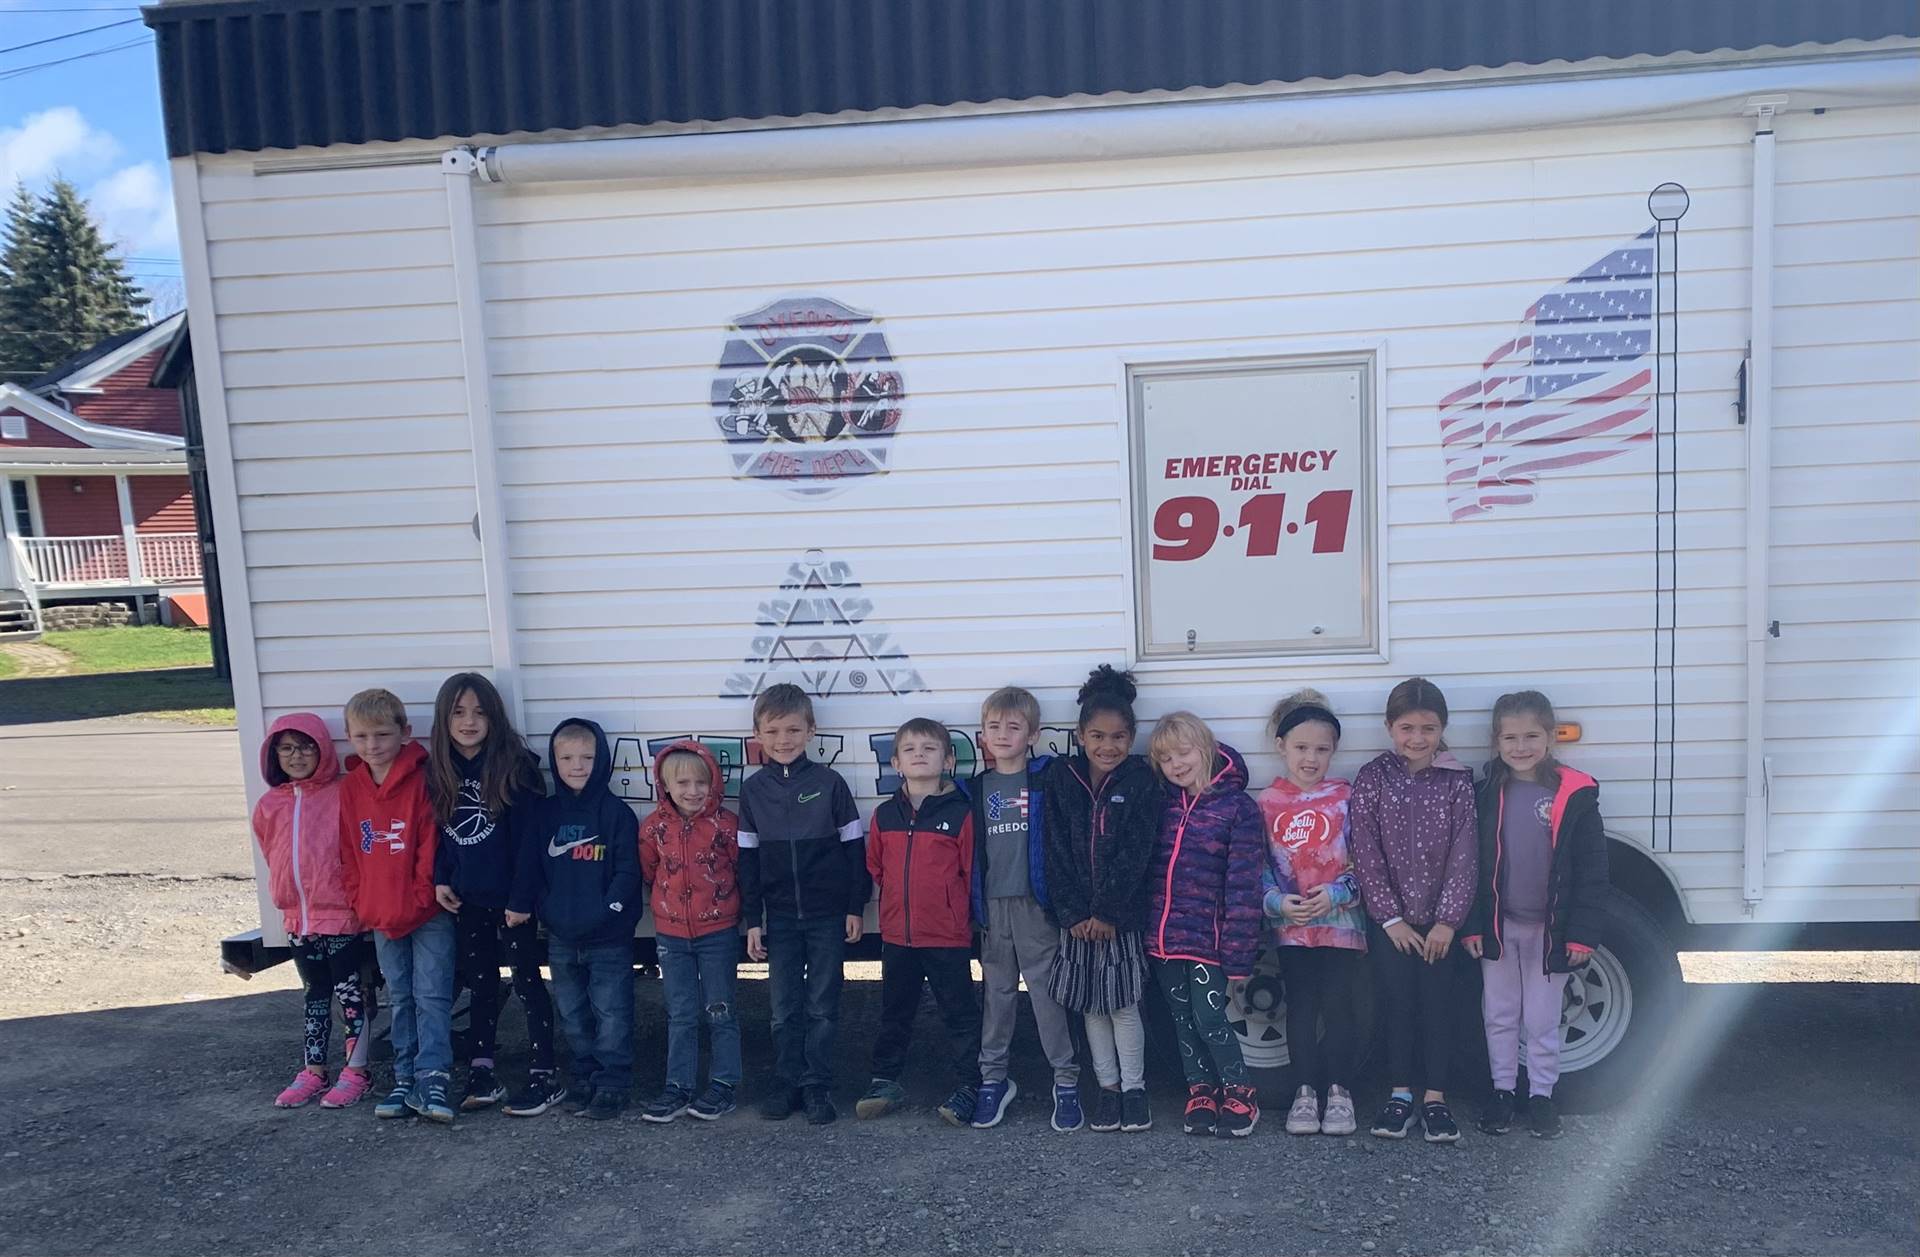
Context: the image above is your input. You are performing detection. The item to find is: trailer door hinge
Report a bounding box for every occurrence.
[1768,620,1780,638]
[1734,350,1749,425]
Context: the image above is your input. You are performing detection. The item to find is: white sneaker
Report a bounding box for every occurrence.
[1321,1085,1357,1136]
[1285,1085,1321,1135]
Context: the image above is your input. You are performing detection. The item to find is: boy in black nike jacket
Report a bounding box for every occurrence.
[508,719,641,1121]
[738,684,868,1125]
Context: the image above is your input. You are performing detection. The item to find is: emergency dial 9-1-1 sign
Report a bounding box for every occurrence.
[1130,355,1378,659]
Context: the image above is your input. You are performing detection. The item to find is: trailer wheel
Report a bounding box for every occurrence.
[1545,893,1680,1110]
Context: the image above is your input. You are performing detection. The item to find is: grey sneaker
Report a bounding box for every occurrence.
[1320,1085,1357,1136]
[855,1078,906,1120]
[687,1082,736,1121]
[1285,1085,1321,1135]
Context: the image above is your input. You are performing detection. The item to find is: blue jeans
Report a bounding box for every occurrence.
[373,911,455,1081]
[765,914,846,1090]
[550,937,635,1094]
[658,931,742,1092]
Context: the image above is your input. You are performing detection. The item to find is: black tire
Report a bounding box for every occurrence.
[1549,891,1681,1111]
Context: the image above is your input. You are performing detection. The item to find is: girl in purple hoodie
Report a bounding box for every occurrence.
[1349,677,1478,1144]
[1144,712,1266,1138]
[251,713,372,1109]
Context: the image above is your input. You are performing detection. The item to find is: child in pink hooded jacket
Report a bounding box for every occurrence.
[251,712,375,1109]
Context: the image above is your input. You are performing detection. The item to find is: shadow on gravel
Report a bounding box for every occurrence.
[0,668,234,725]
[2,976,1915,1257]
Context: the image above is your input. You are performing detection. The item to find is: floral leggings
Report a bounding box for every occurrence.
[1154,958,1247,1087]
[289,933,372,1070]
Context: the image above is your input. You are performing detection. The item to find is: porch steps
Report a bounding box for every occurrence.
[0,589,41,640]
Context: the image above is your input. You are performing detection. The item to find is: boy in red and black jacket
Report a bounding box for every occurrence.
[854,717,981,1128]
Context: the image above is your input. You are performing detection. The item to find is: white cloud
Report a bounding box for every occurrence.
[0,106,120,193]
[88,162,178,256]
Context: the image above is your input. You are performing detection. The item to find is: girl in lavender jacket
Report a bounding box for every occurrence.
[1349,677,1478,1145]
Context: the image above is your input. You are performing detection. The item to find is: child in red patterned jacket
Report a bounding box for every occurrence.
[1145,711,1266,1139]
[638,739,743,1123]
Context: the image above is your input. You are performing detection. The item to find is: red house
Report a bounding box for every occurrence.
[0,312,205,632]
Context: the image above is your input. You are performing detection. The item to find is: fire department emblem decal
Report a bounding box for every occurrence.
[712,297,905,497]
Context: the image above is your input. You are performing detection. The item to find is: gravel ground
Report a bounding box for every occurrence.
[0,872,1915,1257]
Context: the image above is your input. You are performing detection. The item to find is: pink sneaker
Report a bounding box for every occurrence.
[320,1067,373,1109]
[275,1068,329,1108]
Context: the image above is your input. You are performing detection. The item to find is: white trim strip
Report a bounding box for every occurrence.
[169,154,280,947]
[471,53,1919,186]
[736,830,760,850]
[51,313,185,393]
[442,148,524,731]
[838,819,865,843]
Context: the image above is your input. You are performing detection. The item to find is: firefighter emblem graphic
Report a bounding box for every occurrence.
[712,297,905,497]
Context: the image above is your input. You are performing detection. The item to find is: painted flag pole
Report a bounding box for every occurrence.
[1648,182,1689,852]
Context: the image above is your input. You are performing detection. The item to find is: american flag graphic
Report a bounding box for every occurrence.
[1442,228,1657,521]
[986,787,1028,824]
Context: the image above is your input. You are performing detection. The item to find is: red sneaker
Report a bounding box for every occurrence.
[1182,1083,1218,1136]
[1218,1083,1260,1138]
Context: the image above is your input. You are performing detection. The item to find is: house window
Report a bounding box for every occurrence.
[1128,351,1381,660]
[0,413,24,441]
[7,480,32,538]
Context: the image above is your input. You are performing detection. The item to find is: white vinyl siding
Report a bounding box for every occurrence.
[186,99,1920,926]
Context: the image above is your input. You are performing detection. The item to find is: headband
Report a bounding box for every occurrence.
[1276,704,1342,741]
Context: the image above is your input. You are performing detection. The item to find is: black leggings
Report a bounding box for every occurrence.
[455,909,556,1072]
[1278,946,1361,1093]
[1369,922,1461,1093]
[290,933,371,1070]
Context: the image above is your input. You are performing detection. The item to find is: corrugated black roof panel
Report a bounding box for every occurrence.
[145,0,1920,157]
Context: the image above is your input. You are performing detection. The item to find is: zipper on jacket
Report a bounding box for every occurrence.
[291,786,311,935]
[1491,789,1506,955]
[785,760,806,918]
[1156,789,1201,955]
[902,797,920,945]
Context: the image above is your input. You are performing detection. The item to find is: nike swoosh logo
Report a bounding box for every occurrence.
[548,835,599,857]
[798,791,822,803]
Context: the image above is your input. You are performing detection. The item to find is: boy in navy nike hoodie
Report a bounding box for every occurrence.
[508,719,641,1120]
[737,684,868,1126]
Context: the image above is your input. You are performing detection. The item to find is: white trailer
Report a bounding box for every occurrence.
[154,1,1920,1102]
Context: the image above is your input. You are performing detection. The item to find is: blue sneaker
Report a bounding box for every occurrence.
[970,1078,1019,1129]
[374,1078,414,1120]
[406,1072,456,1124]
[1050,1083,1085,1132]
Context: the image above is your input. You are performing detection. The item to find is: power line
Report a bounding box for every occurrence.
[0,15,139,56]
[0,34,148,80]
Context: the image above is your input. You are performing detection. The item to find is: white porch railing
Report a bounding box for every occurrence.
[16,533,201,586]
[138,532,203,581]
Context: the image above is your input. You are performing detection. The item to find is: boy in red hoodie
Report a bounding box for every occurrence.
[854,718,981,1128]
[336,688,454,1124]
[637,740,742,1124]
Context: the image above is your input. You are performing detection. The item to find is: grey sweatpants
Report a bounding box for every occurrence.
[978,894,1080,1086]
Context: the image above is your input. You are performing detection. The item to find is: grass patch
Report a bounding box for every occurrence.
[0,667,234,726]
[39,626,213,674]
[0,651,15,681]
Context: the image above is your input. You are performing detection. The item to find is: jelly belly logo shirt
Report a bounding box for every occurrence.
[711,296,905,498]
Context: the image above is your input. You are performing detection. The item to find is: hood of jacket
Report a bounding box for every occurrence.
[1175,741,1250,802]
[260,712,340,790]
[548,718,614,802]
[646,738,724,824]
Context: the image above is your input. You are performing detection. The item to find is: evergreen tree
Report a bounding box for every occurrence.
[0,179,148,384]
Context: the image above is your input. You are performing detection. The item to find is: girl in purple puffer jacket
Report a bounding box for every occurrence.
[1145,712,1267,1138]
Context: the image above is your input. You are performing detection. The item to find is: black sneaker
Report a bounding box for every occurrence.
[1477,1088,1515,1135]
[937,1084,979,1128]
[460,1065,504,1112]
[1182,1084,1218,1136]
[803,1086,838,1126]
[1422,1100,1461,1143]
[760,1086,804,1121]
[585,1089,625,1121]
[1120,1088,1152,1132]
[1529,1095,1563,1140]
[503,1071,567,1117]
[1216,1084,1258,1138]
[1088,1087,1123,1132]
[565,1078,595,1113]
[1370,1095,1417,1139]
[687,1082,737,1121]
[642,1085,694,1124]
[374,1078,413,1120]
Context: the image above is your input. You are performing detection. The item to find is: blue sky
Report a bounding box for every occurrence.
[1,2,181,304]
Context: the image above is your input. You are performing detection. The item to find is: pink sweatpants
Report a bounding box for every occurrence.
[1480,917,1569,1095]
